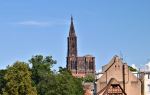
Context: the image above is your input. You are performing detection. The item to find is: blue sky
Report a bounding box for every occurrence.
[0,0,150,71]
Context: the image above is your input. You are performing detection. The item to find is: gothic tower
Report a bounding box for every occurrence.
[66,17,95,77]
[67,17,77,71]
[67,16,77,57]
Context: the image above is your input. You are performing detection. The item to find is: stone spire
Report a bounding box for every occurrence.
[67,16,77,57]
[69,16,76,37]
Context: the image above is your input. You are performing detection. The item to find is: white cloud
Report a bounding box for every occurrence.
[131,64,138,70]
[18,21,49,26]
[139,62,150,72]
[145,61,150,71]
[15,20,67,27]
[97,69,102,73]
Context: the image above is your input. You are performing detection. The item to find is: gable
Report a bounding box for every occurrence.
[102,55,122,73]
[97,78,127,95]
[97,55,142,95]
[100,56,124,82]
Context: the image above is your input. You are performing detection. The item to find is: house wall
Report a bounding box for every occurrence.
[97,56,141,95]
[144,73,150,95]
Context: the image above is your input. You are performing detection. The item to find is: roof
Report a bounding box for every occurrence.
[84,54,93,57]
[102,55,120,73]
[97,78,127,95]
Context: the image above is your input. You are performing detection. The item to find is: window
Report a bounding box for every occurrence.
[89,61,93,70]
[72,61,76,69]
[148,74,150,79]
[148,84,150,92]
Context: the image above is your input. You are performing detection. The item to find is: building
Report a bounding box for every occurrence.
[96,55,141,95]
[142,72,150,95]
[143,62,150,95]
[139,71,150,95]
[66,17,95,77]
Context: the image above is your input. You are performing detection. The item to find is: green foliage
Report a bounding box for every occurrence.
[0,55,84,95]
[55,67,84,95]
[36,74,57,95]
[29,55,57,95]
[30,55,83,95]
[128,66,137,72]
[0,70,7,94]
[2,61,37,95]
[29,55,56,85]
[83,74,95,82]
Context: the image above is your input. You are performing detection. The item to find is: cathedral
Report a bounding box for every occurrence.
[66,17,95,77]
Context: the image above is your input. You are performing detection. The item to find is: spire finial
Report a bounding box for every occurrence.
[71,15,73,22]
[69,16,76,37]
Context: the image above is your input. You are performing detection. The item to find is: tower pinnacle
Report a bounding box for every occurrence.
[69,16,76,37]
[71,16,73,22]
[67,16,77,57]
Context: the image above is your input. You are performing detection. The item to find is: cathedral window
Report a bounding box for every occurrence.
[89,62,93,70]
[72,44,75,48]
[72,61,76,69]
[70,61,72,69]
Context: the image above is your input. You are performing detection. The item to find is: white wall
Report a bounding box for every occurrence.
[144,73,150,95]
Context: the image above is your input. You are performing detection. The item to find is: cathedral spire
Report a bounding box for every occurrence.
[67,16,77,57]
[71,15,73,22]
[69,16,76,37]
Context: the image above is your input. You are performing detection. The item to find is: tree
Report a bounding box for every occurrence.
[55,67,84,95]
[29,55,83,95]
[2,61,37,95]
[83,74,95,82]
[0,69,7,94]
[29,55,56,95]
[128,66,137,72]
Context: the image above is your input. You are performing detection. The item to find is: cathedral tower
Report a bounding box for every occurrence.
[66,17,95,77]
[67,16,77,57]
[67,17,77,71]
